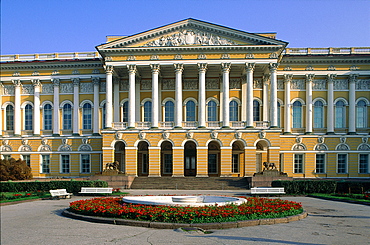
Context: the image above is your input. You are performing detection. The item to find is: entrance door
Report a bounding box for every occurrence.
[256,153,262,173]
[185,156,196,176]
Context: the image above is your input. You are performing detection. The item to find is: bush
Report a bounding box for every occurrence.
[0,158,33,181]
[0,180,108,193]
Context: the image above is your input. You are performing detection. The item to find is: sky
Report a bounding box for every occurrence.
[1,0,369,55]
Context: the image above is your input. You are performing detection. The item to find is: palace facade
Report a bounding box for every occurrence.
[1,19,369,179]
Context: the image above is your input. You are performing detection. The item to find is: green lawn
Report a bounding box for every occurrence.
[310,193,370,203]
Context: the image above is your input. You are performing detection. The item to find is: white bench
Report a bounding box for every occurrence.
[49,189,73,199]
[251,187,285,195]
[79,187,113,194]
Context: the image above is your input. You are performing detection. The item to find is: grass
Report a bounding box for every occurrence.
[0,191,51,203]
[309,193,370,203]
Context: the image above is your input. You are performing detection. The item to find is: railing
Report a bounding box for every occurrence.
[183,121,198,129]
[284,47,370,55]
[136,122,151,129]
[112,122,128,130]
[1,51,101,62]
[207,121,222,128]
[159,122,174,129]
[254,121,270,129]
[230,121,245,128]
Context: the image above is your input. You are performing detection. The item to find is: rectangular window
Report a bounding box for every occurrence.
[163,154,173,174]
[359,154,369,174]
[232,154,239,173]
[337,154,347,174]
[208,154,217,174]
[294,154,303,173]
[61,155,70,173]
[23,155,31,167]
[41,155,50,173]
[81,154,90,173]
[315,154,325,174]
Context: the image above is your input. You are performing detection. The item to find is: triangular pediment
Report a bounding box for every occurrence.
[97,18,287,50]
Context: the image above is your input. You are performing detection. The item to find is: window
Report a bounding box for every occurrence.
[61,155,70,173]
[208,154,217,174]
[80,154,90,173]
[143,101,152,122]
[22,155,31,167]
[232,154,239,173]
[253,100,260,121]
[43,104,52,130]
[294,154,303,173]
[359,154,369,174]
[277,102,281,128]
[356,100,367,128]
[6,105,14,130]
[164,101,174,122]
[229,100,238,121]
[335,101,346,128]
[186,100,196,121]
[207,100,217,121]
[314,101,324,128]
[122,101,128,122]
[82,103,92,130]
[337,154,347,174]
[102,104,106,128]
[24,104,33,130]
[41,155,50,173]
[315,154,325,174]
[163,154,173,174]
[292,101,302,128]
[63,104,72,130]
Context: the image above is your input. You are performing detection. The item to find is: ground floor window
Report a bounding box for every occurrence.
[22,155,31,167]
[359,154,369,174]
[208,154,217,174]
[61,155,70,173]
[163,154,173,174]
[315,154,325,174]
[294,154,304,173]
[337,154,347,174]
[232,154,239,173]
[80,154,90,173]
[41,155,50,173]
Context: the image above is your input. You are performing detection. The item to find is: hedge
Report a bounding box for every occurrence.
[271,180,370,195]
[0,180,108,193]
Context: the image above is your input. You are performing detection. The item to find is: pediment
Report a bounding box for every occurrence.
[97,18,287,51]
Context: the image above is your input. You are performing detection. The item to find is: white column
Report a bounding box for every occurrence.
[198,63,207,128]
[105,66,113,128]
[269,63,278,128]
[326,74,336,134]
[348,74,358,134]
[222,63,231,128]
[12,80,21,135]
[72,78,80,135]
[246,63,255,128]
[241,77,247,122]
[127,65,136,128]
[263,74,270,121]
[92,77,100,135]
[305,74,314,134]
[284,74,293,134]
[113,77,120,123]
[52,78,60,136]
[0,82,3,136]
[32,79,41,135]
[150,64,160,128]
[174,64,183,128]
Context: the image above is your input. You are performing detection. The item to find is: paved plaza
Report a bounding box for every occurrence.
[1,190,370,245]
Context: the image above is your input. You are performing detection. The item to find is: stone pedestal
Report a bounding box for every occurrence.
[252,170,291,187]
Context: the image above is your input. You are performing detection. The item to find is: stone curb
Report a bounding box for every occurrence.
[62,210,308,230]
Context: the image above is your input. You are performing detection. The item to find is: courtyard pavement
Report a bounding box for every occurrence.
[1,190,370,245]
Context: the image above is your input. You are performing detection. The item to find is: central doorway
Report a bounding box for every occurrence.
[184,141,197,176]
[114,141,126,173]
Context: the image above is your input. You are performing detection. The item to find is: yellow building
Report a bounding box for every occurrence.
[1,19,369,181]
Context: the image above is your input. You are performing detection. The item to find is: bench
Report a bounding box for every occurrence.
[251,187,285,195]
[49,189,73,199]
[79,187,113,195]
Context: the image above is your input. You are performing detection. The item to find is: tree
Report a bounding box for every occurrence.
[0,158,33,181]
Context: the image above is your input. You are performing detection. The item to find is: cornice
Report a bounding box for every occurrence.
[0,61,103,70]
[281,56,370,64]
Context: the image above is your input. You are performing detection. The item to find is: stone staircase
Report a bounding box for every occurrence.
[130,177,251,190]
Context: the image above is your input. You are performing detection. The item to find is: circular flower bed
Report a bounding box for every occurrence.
[69,196,303,224]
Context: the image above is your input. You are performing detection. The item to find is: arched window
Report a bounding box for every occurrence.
[143,101,152,122]
[63,103,72,130]
[292,101,302,128]
[186,100,196,121]
[277,102,281,128]
[122,101,128,122]
[24,104,33,130]
[335,100,345,128]
[207,100,217,121]
[102,104,106,128]
[43,104,52,130]
[6,105,14,130]
[314,100,324,128]
[253,100,260,121]
[82,103,92,130]
[164,101,174,122]
[356,100,367,128]
[229,100,239,121]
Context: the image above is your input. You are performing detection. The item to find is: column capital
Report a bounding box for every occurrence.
[305,74,315,82]
[52,78,60,87]
[263,74,270,84]
[197,63,207,72]
[72,78,80,86]
[127,64,137,74]
[174,63,184,73]
[326,74,337,83]
[284,74,293,83]
[105,65,114,74]
[11,80,21,87]
[92,76,100,85]
[245,63,255,72]
[221,62,231,73]
[150,64,160,73]
[349,73,359,83]
[31,79,41,87]
[269,63,279,72]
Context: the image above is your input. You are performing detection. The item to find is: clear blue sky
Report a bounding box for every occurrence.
[1,0,369,55]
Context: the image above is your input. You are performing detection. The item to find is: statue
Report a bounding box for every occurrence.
[105,161,119,171]
[262,162,277,171]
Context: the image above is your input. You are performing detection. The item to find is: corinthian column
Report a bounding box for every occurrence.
[127,65,136,128]
[284,74,293,134]
[246,63,255,128]
[174,64,183,128]
[222,63,231,128]
[150,64,160,128]
[72,78,80,135]
[326,74,336,134]
[263,74,270,121]
[348,74,358,135]
[105,65,113,128]
[305,74,314,134]
[198,63,207,128]
[269,63,278,128]
[113,77,120,123]
[32,79,41,135]
[92,77,100,135]
[12,80,21,136]
[52,78,60,136]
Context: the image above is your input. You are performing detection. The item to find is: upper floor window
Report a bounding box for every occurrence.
[82,103,92,130]
[24,104,33,130]
[62,104,72,130]
[143,101,152,122]
[230,100,239,121]
[337,154,347,174]
[186,100,196,121]
[277,102,281,128]
[356,100,367,128]
[6,104,14,130]
[253,100,260,121]
[43,104,52,130]
[314,100,324,128]
[102,104,106,128]
[61,154,70,173]
[292,101,302,128]
[122,101,128,122]
[335,100,346,128]
[164,101,174,122]
[207,100,217,121]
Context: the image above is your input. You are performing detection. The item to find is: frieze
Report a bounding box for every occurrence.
[100,82,106,92]
[183,80,198,90]
[42,84,54,94]
[141,80,152,90]
[334,80,348,90]
[277,80,284,90]
[162,79,175,90]
[253,79,262,89]
[80,83,93,93]
[356,80,370,90]
[206,79,220,89]
[21,85,34,94]
[229,79,240,89]
[60,83,73,93]
[290,80,305,90]
[3,85,15,95]
[313,80,327,90]
[120,80,129,91]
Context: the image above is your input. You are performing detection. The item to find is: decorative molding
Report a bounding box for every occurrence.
[305,65,314,71]
[162,132,170,139]
[291,80,305,90]
[174,63,184,73]
[235,131,242,139]
[277,80,284,90]
[198,53,207,59]
[198,63,207,72]
[313,80,327,90]
[334,80,348,90]
[32,71,40,76]
[72,69,80,75]
[92,77,100,85]
[245,53,254,59]
[32,79,41,87]
[150,54,159,60]
[221,53,230,59]
[139,132,146,139]
[305,74,315,82]
[42,84,54,94]
[253,79,262,89]
[150,64,160,73]
[100,82,106,92]
[3,85,15,95]
[186,132,193,139]
[210,131,218,139]
[358,144,370,151]
[314,143,328,151]
[269,63,278,72]
[356,80,370,90]
[127,55,136,61]
[283,66,292,71]
[246,63,255,72]
[259,131,266,139]
[60,83,73,93]
[293,143,306,151]
[80,82,93,93]
[13,71,20,76]
[141,80,152,90]
[92,69,100,74]
[120,80,129,91]
[174,54,183,60]
[22,85,34,94]
[183,79,198,90]
[162,79,175,90]
[206,79,220,89]
[229,79,240,89]
[318,136,324,143]
[327,65,336,71]
[72,78,80,87]
[52,70,60,75]
[52,78,60,87]
[336,143,349,151]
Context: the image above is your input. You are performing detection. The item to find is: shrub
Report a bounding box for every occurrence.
[0,158,33,181]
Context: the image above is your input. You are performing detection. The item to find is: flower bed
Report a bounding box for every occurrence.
[69,197,303,224]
